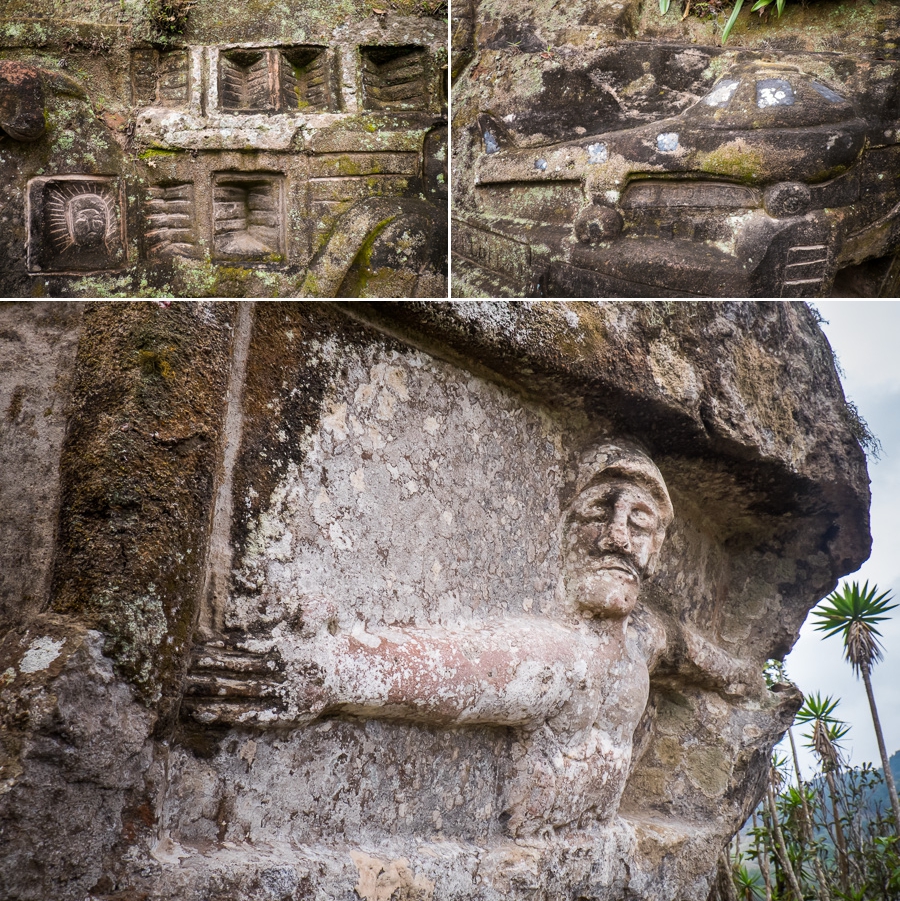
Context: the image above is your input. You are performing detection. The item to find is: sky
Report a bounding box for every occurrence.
[783,300,900,780]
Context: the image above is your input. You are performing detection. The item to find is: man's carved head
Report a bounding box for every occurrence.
[67,194,108,250]
[565,443,673,619]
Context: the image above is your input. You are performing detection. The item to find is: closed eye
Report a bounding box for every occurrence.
[586,502,611,521]
[628,507,657,531]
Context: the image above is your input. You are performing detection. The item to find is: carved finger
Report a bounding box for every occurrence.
[183,640,286,726]
[190,644,280,676]
[184,672,282,699]
[181,697,285,726]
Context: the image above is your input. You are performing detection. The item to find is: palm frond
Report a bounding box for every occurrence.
[796,693,849,772]
[795,691,842,725]
[813,581,896,675]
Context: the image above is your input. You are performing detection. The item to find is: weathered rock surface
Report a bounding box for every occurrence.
[0,301,870,901]
[451,0,900,297]
[0,0,447,297]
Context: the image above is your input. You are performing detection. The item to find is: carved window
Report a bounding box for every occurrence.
[618,180,763,244]
[219,47,333,113]
[361,46,429,111]
[279,47,332,111]
[220,50,273,112]
[131,48,189,107]
[781,245,829,297]
[145,182,199,259]
[212,174,284,261]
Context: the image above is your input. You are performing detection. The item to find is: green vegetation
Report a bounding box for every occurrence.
[658,0,879,43]
[720,585,899,899]
[148,0,195,34]
[815,583,900,831]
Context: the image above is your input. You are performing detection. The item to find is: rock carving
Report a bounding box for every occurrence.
[0,302,874,901]
[212,174,284,260]
[186,442,673,836]
[145,182,200,258]
[1,25,446,296]
[362,46,430,111]
[217,46,334,113]
[456,58,900,297]
[0,61,47,142]
[27,176,125,273]
[131,48,189,107]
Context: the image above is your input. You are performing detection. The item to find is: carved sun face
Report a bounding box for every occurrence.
[44,184,115,254]
[71,202,107,249]
[566,477,665,619]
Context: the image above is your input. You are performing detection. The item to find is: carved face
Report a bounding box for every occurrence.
[565,450,671,619]
[67,195,107,249]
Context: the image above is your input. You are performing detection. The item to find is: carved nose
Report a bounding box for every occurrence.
[597,510,631,553]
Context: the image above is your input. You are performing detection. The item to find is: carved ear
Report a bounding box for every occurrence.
[0,61,46,142]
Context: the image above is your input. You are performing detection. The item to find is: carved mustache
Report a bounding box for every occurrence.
[586,553,642,580]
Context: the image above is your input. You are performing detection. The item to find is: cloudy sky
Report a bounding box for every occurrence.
[784,301,900,779]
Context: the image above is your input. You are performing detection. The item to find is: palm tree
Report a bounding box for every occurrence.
[748,810,772,901]
[796,693,852,893]
[813,581,900,833]
[750,810,773,901]
[786,725,831,900]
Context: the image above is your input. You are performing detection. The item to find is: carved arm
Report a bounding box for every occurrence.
[184,601,595,730]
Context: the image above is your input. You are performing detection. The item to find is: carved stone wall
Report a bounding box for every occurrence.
[0,1,447,297]
[0,301,871,901]
[450,0,900,297]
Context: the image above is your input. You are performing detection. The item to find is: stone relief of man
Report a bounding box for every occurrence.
[66,193,109,250]
[186,442,673,837]
[40,184,120,271]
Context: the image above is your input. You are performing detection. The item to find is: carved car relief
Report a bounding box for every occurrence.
[454,60,900,297]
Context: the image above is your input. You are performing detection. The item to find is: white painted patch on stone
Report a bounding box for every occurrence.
[19,636,65,673]
[587,142,608,164]
[756,79,794,108]
[656,132,679,153]
[703,79,739,108]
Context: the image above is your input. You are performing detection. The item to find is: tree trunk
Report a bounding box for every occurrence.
[718,850,740,901]
[789,727,830,900]
[824,769,850,893]
[766,777,805,901]
[753,810,773,901]
[862,664,900,834]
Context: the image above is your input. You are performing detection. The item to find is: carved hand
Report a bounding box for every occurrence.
[182,596,338,727]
